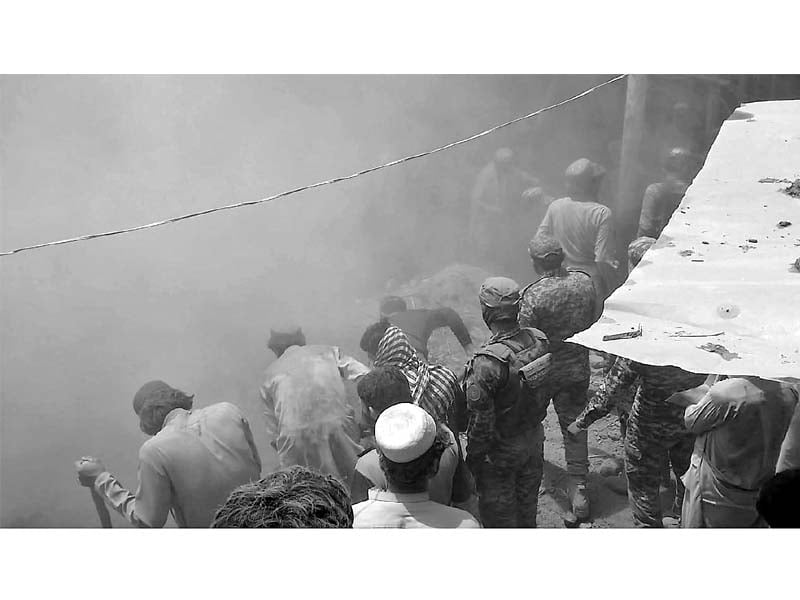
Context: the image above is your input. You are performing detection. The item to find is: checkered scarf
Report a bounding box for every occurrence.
[374,325,457,423]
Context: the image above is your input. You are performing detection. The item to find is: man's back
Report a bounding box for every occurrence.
[352,489,480,528]
[686,378,798,490]
[261,345,356,437]
[142,402,261,527]
[388,308,471,359]
[537,197,613,265]
[638,179,688,239]
[519,269,595,383]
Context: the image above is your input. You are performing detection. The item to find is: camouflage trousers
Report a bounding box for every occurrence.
[474,423,544,528]
[625,403,694,528]
[544,379,590,484]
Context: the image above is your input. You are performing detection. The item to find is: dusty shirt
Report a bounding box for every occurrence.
[389,308,472,359]
[352,489,480,528]
[638,179,688,239]
[575,358,706,430]
[94,402,261,528]
[536,197,615,266]
[260,344,368,440]
[260,345,368,484]
[519,268,596,384]
[684,378,798,492]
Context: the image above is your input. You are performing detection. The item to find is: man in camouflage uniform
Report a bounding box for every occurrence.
[462,277,550,527]
[519,234,597,519]
[568,358,706,528]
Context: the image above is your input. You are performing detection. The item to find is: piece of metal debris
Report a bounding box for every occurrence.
[699,343,741,361]
[747,238,758,243]
[670,331,724,338]
[759,177,792,184]
[691,259,705,262]
[778,221,792,228]
[603,325,642,341]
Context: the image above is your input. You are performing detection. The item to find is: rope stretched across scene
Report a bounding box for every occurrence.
[0,74,628,258]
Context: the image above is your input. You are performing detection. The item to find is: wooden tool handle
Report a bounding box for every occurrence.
[89,488,112,528]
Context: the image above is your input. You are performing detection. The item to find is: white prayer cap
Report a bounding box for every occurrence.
[375,403,436,464]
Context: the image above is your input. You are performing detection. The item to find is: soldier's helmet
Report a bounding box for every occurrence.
[565,158,606,193]
[528,233,564,261]
[479,276,521,307]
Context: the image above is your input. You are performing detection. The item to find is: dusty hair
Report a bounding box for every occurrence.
[359,317,391,356]
[357,366,412,413]
[211,466,353,528]
[138,388,194,436]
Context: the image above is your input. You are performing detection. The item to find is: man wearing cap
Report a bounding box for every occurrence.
[350,366,470,509]
[379,296,474,361]
[462,277,550,527]
[352,403,480,528]
[519,233,597,519]
[74,381,261,528]
[536,158,619,303]
[638,147,694,240]
[260,327,369,489]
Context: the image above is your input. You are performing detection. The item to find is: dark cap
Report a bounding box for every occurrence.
[479,277,521,308]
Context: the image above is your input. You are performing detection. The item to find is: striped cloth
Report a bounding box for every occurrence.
[374,325,458,424]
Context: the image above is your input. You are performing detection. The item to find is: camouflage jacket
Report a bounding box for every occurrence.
[519,267,596,384]
[574,357,706,430]
[462,327,549,467]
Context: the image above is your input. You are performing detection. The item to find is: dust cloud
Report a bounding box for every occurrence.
[1,75,622,527]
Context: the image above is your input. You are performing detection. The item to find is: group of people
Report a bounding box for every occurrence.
[75,152,800,528]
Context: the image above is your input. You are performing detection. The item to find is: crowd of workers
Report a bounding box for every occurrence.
[74,142,800,529]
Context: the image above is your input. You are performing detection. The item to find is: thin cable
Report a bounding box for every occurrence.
[0,74,627,257]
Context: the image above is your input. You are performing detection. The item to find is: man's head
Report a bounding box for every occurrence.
[565,158,606,199]
[379,296,407,318]
[478,276,521,329]
[528,233,565,274]
[375,403,451,493]
[627,236,657,270]
[268,326,306,358]
[211,466,354,528]
[132,380,194,436]
[664,146,693,180]
[357,366,412,419]
[756,469,800,528]
[359,318,392,362]
[494,147,514,172]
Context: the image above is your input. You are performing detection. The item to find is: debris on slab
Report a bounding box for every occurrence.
[679,249,694,257]
[699,342,741,361]
[747,238,758,243]
[759,177,792,184]
[778,221,792,228]
[783,179,800,198]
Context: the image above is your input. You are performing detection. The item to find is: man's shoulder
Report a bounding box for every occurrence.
[433,503,481,528]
